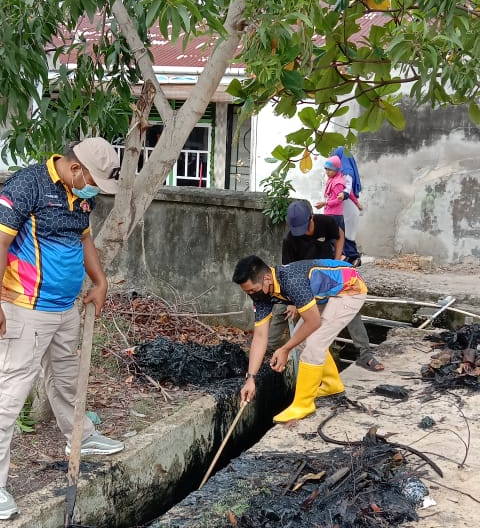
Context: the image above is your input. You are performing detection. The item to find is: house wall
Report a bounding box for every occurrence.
[250,99,480,264]
[250,101,329,198]
[91,188,285,328]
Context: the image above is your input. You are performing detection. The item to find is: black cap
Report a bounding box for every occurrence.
[287,201,312,236]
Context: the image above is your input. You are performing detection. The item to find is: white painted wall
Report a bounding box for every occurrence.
[250,101,331,206]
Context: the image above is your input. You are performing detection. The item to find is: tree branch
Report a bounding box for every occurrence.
[94,80,156,264]
[175,0,246,133]
[111,0,174,124]
[129,0,247,224]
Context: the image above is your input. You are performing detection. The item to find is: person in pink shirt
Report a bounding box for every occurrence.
[314,155,346,242]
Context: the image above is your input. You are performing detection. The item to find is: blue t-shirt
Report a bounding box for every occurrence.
[0,156,93,311]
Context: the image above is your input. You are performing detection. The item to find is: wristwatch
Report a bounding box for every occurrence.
[245,373,256,380]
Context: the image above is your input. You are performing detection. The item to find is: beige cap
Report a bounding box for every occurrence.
[73,137,120,195]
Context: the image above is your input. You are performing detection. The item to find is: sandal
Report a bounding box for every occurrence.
[356,353,384,372]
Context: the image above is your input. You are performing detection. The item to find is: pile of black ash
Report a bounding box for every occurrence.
[423,324,480,390]
[133,337,248,387]
[224,432,425,528]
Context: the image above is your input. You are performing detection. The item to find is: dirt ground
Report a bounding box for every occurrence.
[8,293,250,499]
[360,257,480,308]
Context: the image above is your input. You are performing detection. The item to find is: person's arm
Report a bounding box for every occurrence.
[0,232,15,335]
[82,233,108,316]
[270,304,321,372]
[240,321,269,403]
[334,226,345,260]
[349,191,360,207]
[326,182,346,208]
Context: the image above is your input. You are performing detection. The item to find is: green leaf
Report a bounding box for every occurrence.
[226,78,245,99]
[284,145,304,158]
[366,105,385,132]
[382,101,406,130]
[315,132,345,156]
[298,107,320,129]
[146,1,162,27]
[332,106,349,117]
[286,128,313,145]
[176,5,191,32]
[275,95,297,118]
[281,70,304,97]
[469,102,480,125]
[271,145,288,161]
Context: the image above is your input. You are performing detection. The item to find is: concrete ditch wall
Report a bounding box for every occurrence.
[92,188,285,329]
[8,370,292,528]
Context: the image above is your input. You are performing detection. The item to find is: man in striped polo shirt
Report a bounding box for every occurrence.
[0,138,123,519]
[233,256,367,424]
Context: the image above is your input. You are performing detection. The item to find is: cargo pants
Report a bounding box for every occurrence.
[267,300,371,360]
[0,302,95,487]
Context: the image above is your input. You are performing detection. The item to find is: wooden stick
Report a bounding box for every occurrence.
[198,401,248,489]
[64,303,96,527]
[116,310,244,317]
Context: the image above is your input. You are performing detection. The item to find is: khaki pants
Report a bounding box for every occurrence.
[0,302,95,487]
[296,294,367,365]
[268,298,371,359]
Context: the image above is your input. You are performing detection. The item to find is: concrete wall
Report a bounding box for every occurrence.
[92,188,285,328]
[354,99,480,262]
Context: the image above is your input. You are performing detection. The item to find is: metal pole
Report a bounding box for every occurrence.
[288,320,300,378]
[365,297,480,320]
[418,296,456,329]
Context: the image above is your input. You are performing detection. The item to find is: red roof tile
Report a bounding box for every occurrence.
[54,12,389,68]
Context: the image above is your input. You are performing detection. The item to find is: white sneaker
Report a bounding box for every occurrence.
[0,488,18,520]
[65,433,124,456]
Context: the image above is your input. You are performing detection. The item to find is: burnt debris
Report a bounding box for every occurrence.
[133,337,248,387]
[423,324,480,390]
[219,431,425,528]
[374,385,409,401]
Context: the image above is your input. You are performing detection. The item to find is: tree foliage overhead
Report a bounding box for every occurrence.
[1,0,480,170]
[229,0,480,172]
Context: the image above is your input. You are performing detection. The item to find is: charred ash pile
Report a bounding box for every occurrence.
[228,428,432,528]
[132,337,248,387]
[422,324,480,390]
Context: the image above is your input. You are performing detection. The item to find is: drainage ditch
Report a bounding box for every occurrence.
[19,299,474,528]
[142,301,474,528]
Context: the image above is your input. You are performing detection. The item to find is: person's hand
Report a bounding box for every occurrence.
[357,202,363,211]
[0,306,6,336]
[337,192,345,201]
[314,201,326,209]
[270,347,289,373]
[240,377,256,403]
[285,305,297,321]
[83,282,107,317]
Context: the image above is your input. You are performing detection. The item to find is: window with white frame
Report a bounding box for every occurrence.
[114,122,212,188]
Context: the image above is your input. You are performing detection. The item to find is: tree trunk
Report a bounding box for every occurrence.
[95,0,247,265]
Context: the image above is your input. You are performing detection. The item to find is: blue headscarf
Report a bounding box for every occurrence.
[333,147,362,197]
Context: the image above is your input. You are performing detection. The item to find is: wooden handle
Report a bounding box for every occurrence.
[65,302,96,527]
[198,401,248,490]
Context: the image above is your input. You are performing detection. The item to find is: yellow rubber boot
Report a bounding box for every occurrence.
[316,350,345,398]
[273,361,324,423]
